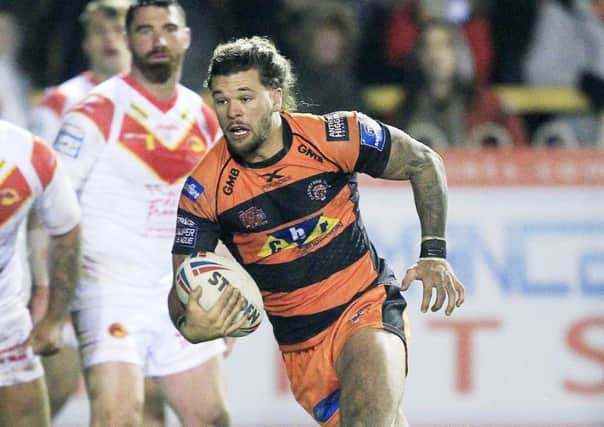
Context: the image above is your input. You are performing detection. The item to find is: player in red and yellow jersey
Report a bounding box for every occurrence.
[52,2,228,426]
[169,37,465,426]
[0,120,80,427]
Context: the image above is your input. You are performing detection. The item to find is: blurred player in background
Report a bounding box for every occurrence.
[28,1,168,424]
[169,36,465,427]
[0,120,80,427]
[52,1,230,425]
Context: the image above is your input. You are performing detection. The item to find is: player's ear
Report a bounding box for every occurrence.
[182,26,191,50]
[271,88,283,112]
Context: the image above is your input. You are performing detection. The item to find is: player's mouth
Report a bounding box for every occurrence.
[147,51,170,61]
[104,47,119,56]
[228,124,251,139]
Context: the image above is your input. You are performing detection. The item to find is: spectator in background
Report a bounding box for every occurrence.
[523,0,604,147]
[393,20,528,148]
[0,9,30,126]
[384,0,492,85]
[291,1,365,114]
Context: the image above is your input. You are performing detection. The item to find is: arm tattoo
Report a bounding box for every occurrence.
[381,125,448,237]
[46,225,81,322]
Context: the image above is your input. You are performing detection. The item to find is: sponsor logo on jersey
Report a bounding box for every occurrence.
[54,122,84,158]
[324,112,349,141]
[350,304,371,324]
[297,143,324,163]
[223,168,240,195]
[260,167,291,190]
[358,113,385,151]
[174,213,198,247]
[108,323,128,338]
[306,179,331,201]
[238,206,268,230]
[258,214,340,257]
[182,177,204,201]
[260,167,285,183]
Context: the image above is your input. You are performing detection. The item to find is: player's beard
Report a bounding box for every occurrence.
[226,112,273,160]
[132,48,181,83]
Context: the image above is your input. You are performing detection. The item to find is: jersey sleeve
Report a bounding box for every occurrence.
[320,111,392,177]
[29,88,66,142]
[172,169,221,255]
[32,141,80,236]
[52,95,113,193]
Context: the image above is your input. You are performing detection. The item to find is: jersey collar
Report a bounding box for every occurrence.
[121,73,178,113]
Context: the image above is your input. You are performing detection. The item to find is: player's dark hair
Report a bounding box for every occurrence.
[205,36,297,112]
[125,0,186,32]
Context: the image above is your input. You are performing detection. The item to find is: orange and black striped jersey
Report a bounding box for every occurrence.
[173,111,399,350]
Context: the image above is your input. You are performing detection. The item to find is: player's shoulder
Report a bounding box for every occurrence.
[39,72,97,116]
[189,138,230,186]
[63,77,121,138]
[0,119,34,146]
[0,120,56,182]
[285,111,360,141]
[176,83,202,102]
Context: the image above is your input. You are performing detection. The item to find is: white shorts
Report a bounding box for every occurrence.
[0,305,44,387]
[72,293,225,377]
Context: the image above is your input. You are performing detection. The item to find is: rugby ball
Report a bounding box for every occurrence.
[175,252,263,337]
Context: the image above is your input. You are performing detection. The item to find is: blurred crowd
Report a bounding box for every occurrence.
[1,0,604,148]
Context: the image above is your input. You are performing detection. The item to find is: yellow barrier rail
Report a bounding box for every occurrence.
[362,85,591,115]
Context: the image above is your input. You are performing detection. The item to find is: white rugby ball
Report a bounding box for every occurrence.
[175,252,263,337]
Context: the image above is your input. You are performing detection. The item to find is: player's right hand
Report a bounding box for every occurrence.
[180,286,247,343]
[26,318,64,356]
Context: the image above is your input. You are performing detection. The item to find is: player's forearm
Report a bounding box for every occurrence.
[45,225,81,322]
[410,152,447,238]
[27,211,50,288]
[169,254,188,327]
[382,126,448,238]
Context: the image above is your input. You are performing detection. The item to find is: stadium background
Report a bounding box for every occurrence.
[0,0,602,426]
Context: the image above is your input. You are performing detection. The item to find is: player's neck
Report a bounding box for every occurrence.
[129,67,180,102]
[244,114,284,163]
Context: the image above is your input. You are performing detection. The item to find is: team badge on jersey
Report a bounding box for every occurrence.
[324,112,349,141]
[108,323,128,338]
[182,176,204,201]
[54,122,85,158]
[306,179,331,201]
[239,206,268,230]
[358,113,385,151]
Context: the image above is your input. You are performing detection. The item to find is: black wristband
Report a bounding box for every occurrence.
[420,238,447,259]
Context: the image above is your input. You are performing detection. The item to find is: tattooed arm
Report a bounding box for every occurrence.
[381,126,447,238]
[27,225,81,355]
[381,126,464,316]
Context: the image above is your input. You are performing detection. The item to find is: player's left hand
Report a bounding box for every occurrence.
[26,318,64,356]
[401,258,465,316]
